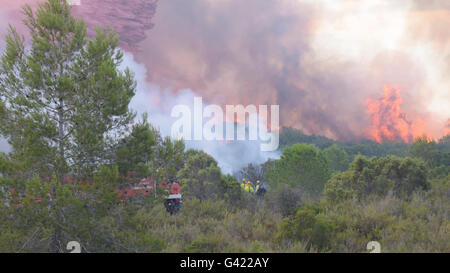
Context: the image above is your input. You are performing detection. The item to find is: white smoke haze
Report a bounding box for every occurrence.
[123,53,280,174]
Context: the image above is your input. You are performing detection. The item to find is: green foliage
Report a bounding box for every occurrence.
[407,136,450,181]
[0,0,135,252]
[181,235,228,253]
[279,127,335,150]
[0,0,136,179]
[276,205,333,251]
[219,174,244,205]
[114,116,186,189]
[265,185,303,216]
[156,137,186,181]
[178,150,222,201]
[279,126,409,159]
[436,135,450,152]
[430,165,450,179]
[408,136,440,168]
[323,144,350,172]
[115,113,158,176]
[265,144,330,195]
[325,155,429,203]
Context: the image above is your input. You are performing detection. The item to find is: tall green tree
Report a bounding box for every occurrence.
[153,137,186,183]
[115,113,158,177]
[0,0,136,252]
[177,150,222,201]
[265,144,330,195]
[323,144,350,172]
[0,0,136,179]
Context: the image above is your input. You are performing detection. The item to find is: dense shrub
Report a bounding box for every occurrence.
[276,205,334,251]
[265,144,331,195]
[325,155,429,203]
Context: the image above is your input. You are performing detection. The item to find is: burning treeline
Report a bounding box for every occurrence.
[365,86,430,144]
[205,84,448,145]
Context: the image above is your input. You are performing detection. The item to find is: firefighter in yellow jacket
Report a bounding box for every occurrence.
[241,178,246,190]
[244,181,254,193]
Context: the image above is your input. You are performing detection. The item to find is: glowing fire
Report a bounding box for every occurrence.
[365,85,427,143]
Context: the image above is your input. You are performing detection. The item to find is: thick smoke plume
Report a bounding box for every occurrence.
[122,53,280,173]
[133,0,449,141]
[71,0,157,52]
[1,0,450,170]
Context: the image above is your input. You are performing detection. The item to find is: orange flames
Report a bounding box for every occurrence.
[365,85,427,143]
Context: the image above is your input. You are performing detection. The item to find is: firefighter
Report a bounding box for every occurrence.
[244,181,254,193]
[241,178,246,190]
[255,180,266,197]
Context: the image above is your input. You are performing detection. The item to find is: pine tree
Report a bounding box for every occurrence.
[0,0,136,252]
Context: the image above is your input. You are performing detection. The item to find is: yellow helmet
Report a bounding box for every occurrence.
[242,178,246,182]
[247,181,251,184]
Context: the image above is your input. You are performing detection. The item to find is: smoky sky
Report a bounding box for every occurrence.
[134,0,449,141]
[411,0,450,10]
[136,0,367,140]
[1,0,449,142]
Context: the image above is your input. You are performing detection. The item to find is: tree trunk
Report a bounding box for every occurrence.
[50,97,65,253]
[50,222,62,253]
[58,97,65,184]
